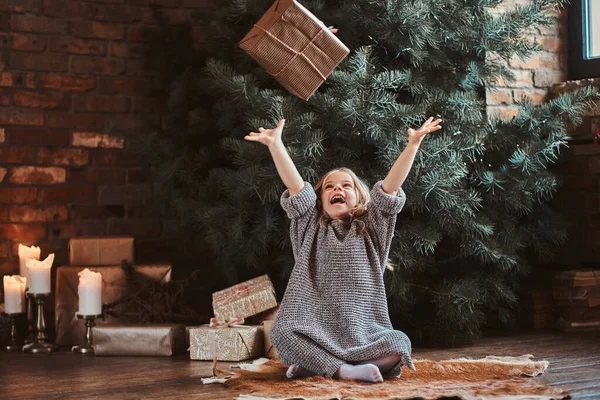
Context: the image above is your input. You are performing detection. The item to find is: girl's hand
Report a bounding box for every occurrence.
[244,119,285,148]
[408,117,442,144]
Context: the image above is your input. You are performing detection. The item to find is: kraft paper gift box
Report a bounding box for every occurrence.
[239,0,349,100]
[189,325,264,361]
[92,324,187,356]
[212,274,277,321]
[55,264,172,345]
[263,319,279,359]
[69,236,134,265]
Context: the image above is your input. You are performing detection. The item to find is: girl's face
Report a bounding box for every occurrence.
[320,171,358,219]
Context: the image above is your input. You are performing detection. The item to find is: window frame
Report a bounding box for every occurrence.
[569,0,600,80]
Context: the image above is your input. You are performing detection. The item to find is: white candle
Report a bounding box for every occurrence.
[77,268,103,316]
[26,253,55,294]
[3,275,27,314]
[18,244,40,286]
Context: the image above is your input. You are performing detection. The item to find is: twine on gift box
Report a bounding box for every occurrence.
[249,18,328,79]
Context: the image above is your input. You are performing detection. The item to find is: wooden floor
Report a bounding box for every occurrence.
[0,330,599,399]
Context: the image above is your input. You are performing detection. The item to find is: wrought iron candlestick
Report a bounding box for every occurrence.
[22,293,57,353]
[72,314,102,354]
[24,295,36,344]
[3,312,24,351]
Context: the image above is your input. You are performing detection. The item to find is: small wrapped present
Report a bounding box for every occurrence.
[189,324,264,361]
[69,236,134,265]
[263,319,279,359]
[92,324,187,356]
[212,274,277,321]
[55,264,172,345]
[239,0,349,100]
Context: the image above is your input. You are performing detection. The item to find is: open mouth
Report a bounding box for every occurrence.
[330,194,345,204]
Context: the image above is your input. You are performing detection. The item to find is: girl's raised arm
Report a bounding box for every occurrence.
[381,117,442,194]
[245,119,305,195]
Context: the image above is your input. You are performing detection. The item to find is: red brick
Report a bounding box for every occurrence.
[496,70,532,88]
[43,0,94,18]
[0,242,8,257]
[11,33,46,51]
[0,147,36,164]
[50,221,106,239]
[0,13,8,30]
[127,24,160,42]
[39,73,95,92]
[38,148,89,166]
[107,219,162,237]
[126,59,154,76]
[10,166,66,184]
[0,71,36,88]
[131,0,181,6]
[110,41,145,58]
[0,187,37,203]
[71,204,125,219]
[49,37,106,55]
[11,14,67,34]
[71,21,126,40]
[92,4,144,23]
[533,69,567,88]
[0,88,8,105]
[132,96,163,113]
[0,33,8,48]
[40,187,97,203]
[98,184,151,204]
[0,205,8,221]
[535,36,567,53]
[0,127,4,142]
[146,7,194,24]
[486,89,512,106]
[127,168,149,184]
[9,128,70,146]
[108,114,160,133]
[0,168,6,183]
[0,260,19,276]
[87,0,125,3]
[93,149,141,167]
[72,132,124,148]
[96,77,151,95]
[10,52,68,71]
[0,3,8,11]
[10,205,68,222]
[514,89,548,105]
[72,56,126,75]
[181,0,214,8]
[0,224,46,240]
[11,0,42,13]
[73,95,130,112]
[69,168,126,185]
[47,112,104,130]
[0,108,44,126]
[13,90,71,109]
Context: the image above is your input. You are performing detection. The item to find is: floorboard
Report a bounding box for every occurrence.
[0,330,598,399]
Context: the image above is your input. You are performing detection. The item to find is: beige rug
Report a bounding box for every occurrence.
[217,355,568,400]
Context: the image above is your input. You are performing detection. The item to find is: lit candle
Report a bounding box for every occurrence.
[77,268,103,316]
[26,253,55,294]
[3,275,27,314]
[18,244,40,286]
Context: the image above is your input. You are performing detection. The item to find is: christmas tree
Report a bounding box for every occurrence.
[135,0,599,345]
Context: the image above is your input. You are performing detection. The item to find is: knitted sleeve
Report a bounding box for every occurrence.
[367,180,406,269]
[280,182,318,259]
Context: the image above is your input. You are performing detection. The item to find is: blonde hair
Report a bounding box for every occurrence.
[314,168,370,235]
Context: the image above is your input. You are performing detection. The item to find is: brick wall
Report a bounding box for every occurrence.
[486,1,568,119]
[0,0,209,276]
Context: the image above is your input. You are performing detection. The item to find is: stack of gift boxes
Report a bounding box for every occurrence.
[553,269,600,331]
[56,237,185,356]
[189,274,280,362]
[55,236,281,360]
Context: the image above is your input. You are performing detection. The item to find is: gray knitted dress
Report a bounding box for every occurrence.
[269,180,415,378]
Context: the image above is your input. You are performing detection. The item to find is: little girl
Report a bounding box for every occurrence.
[245,117,442,383]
